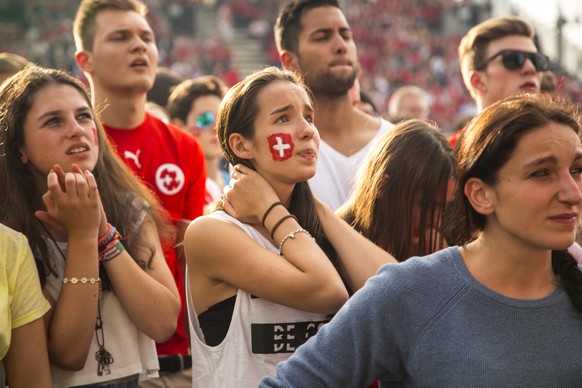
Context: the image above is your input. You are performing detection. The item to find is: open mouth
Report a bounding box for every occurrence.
[130,59,148,68]
[67,146,89,155]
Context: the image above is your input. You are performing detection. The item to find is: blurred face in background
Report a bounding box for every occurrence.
[185,95,223,160]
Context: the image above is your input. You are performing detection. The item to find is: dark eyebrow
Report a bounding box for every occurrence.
[270,103,313,116]
[310,26,351,35]
[35,106,91,122]
[524,153,582,169]
[270,104,293,116]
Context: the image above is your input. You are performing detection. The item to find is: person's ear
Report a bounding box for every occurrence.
[280,50,300,72]
[228,133,253,159]
[19,148,29,164]
[75,50,93,73]
[469,71,487,94]
[464,177,495,215]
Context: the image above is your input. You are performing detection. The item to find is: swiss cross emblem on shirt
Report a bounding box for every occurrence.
[155,163,185,195]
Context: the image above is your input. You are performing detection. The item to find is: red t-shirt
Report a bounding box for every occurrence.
[105,113,206,355]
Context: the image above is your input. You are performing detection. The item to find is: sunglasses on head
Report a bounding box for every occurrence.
[196,112,215,130]
[475,50,549,72]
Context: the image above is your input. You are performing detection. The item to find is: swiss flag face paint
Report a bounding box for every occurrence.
[268,133,294,161]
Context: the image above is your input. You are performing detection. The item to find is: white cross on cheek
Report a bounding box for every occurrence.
[272,136,291,157]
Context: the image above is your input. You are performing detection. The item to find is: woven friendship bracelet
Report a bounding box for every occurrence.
[63,276,101,285]
[278,228,314,256]
[100,240,125,263]
[261,201,284,228]
[98,224,115,246]
[270,214,298,240]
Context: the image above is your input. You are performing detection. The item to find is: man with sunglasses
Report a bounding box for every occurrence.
[449,16,548,147]
[167,76,230,207]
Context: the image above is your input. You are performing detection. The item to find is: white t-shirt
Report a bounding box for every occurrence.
[309,119,393,210]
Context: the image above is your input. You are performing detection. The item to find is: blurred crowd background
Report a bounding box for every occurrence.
[2,0,582,133]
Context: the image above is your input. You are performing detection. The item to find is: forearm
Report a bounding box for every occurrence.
[103,253,180,342]
[4,319,52,388]
[264,206,349,312]
[318,202,397,290]
[48,236,99,369]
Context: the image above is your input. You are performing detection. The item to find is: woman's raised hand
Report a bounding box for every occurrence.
[34,164,103,239]
[223,164,280,225]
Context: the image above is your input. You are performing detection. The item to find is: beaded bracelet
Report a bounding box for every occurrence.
[63,276,101,285]
[99,240,126,263]
[278,228,314,256]
[270,214,298,240]
[261,201,284,228]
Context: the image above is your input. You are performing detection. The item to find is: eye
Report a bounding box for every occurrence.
[341,31,353,41]
[110,33,128,41]
[312,32,329,42]
[77,112,93,121]
[570,166,582,177]
[276,115,289,123]
[304,114,314,123]
[43,117,61,127]
[529,169,549,178]
[141,33,154,43]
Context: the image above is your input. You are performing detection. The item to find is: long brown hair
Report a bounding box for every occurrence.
[445,93,582,312]
[0,66,169,288]
[338,119,455,261]
[215,66,338,270]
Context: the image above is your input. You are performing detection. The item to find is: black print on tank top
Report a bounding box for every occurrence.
[251,319,330,354]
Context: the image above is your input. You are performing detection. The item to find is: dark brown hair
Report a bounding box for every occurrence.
[339,119,454,261]
[215,66,340,275]
[0,66,169,288]
[445,93,582,312]
[166,75,227,123]
[274,0,341,54]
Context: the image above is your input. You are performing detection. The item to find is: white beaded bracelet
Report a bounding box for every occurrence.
[63,277,101,285]
[278,228,314,256]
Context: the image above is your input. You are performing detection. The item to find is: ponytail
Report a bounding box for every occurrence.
[551,250,582,313]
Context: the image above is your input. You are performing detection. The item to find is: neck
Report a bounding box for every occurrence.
[315,95,380,137]
[461,231,558,299]
[92,85,147,129]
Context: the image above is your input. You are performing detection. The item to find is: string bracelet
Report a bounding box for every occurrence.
[278,228,314,256]
[99,240,126,263]
[63,276,101,285]
[98,224,120,253]
[270,214,297,240]
[261,201,284,229]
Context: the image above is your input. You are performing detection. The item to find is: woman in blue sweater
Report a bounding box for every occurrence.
[260,93,582,387]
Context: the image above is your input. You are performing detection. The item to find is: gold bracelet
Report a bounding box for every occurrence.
[63,277,101,285]
[278,228,314,256]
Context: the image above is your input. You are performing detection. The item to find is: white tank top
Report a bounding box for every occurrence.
[187,211,331,387]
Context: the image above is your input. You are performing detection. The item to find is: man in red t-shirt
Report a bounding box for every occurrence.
[74,1,205,386]
[449,16,548,147]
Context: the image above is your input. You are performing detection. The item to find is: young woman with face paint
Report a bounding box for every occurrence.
[0,66,181,387]
[183,67,395,387]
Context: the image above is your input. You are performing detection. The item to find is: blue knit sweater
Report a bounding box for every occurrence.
[260,247,582,387]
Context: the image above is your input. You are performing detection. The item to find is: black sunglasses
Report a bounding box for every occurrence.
[475,50,549,72]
